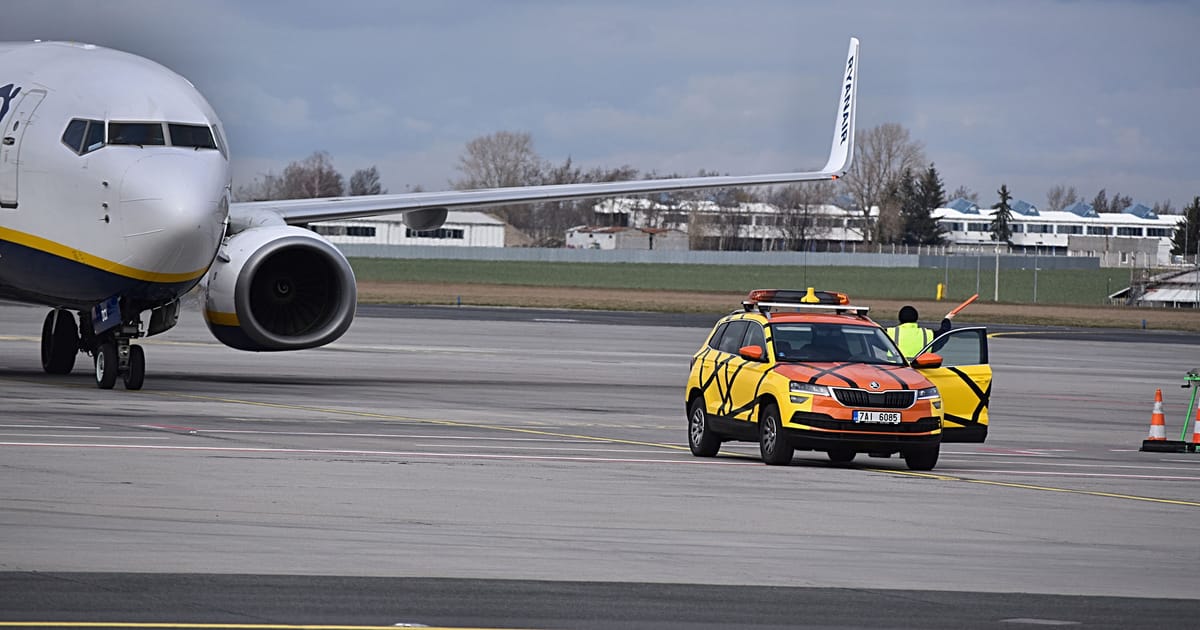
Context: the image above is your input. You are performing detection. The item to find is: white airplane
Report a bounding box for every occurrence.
[0,38,858,390]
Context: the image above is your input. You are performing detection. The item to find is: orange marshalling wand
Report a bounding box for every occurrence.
[946,294,979,318]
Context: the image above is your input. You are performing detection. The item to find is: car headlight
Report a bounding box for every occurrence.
[916,386,940,400]
[790,381,831,396]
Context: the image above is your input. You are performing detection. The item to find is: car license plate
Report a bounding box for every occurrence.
[853,410,901,424]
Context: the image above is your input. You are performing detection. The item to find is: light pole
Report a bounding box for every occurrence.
[994,244,1000,302]
[1033,246,1038,303]
[976,250,981,295]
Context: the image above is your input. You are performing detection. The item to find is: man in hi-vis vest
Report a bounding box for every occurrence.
[887,305,952,359]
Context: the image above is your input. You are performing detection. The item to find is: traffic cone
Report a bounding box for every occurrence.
[1191,404,1200,451]
[1147,389,1167,441]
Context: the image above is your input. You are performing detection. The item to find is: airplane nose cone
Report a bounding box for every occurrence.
[119,152,229,279]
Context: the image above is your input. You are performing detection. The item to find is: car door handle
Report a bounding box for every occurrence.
[1,137,13,145]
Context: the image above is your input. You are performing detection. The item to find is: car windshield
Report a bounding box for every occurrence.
[770,322,905,365]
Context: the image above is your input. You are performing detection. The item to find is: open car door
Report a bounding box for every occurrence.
[915,327,991,442]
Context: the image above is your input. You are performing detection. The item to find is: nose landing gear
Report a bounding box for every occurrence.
[89,330,146,391]
[40,308,147,390]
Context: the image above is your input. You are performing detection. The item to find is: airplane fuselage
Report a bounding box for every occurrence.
[0,41,230,313]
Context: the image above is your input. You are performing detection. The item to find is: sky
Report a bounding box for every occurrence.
[3,0,1198,210]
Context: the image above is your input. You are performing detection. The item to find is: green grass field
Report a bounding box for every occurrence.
[349,258,1148,305]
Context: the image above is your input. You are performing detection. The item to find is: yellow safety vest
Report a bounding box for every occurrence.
[888,322,933,359]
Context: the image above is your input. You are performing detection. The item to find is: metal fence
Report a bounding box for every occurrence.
[336,244,1100,271]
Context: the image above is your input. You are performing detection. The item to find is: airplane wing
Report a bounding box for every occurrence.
[229,37,858,227]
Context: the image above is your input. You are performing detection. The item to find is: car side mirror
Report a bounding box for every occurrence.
[738,345,765,362]
[912,352,943,369]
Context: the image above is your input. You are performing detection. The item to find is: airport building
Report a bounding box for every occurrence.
[310,210,506,247]
[932,198,1181,266]
[589,197,1184,266]
[565,225,689,250]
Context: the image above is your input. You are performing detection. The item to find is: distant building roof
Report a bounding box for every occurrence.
[1122,203,1158,220]
[1011,199,1039,216]
[946,197,979,214]
[1063,201,1097,218]
[569,225,683,235]
[834,193,859,211]
[312,210,505,226]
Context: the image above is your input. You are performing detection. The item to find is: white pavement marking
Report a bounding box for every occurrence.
[0,433,169,439]
[196,429,596,442]
[0,425,101,429]
[949,468,1200,481]
[0,441,755,465]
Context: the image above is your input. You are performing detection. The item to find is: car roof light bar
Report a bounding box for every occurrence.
[746,301,871,316]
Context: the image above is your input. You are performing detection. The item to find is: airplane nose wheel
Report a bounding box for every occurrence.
[123,345,146,390]
[94,342,118,389]
[92,338,145,390]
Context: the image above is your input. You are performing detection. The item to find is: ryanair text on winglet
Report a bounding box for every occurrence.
[840,56,854,145]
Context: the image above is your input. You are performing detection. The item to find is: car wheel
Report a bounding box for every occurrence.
[759,403,793,465]
[687,397,721,457]
[827,448,856,464]
[903,444,939,471]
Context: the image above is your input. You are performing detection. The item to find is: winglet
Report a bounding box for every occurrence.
[821,37,859,177]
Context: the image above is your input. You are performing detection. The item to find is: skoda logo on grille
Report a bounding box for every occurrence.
[869,381,880,389]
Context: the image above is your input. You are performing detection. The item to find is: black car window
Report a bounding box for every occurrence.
[707,323,728,350]
[717,321,750,355]
[742,322,766,355]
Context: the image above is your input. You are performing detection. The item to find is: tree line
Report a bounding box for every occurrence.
[236,126,1196,253]
[235,151,386,201]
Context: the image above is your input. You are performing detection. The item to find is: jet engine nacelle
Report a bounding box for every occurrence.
[403,207,448,231]
[202,226,357,351]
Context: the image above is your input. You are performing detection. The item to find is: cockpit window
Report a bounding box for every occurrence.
[61,118,106,155]
[168,123,217,150]
[61,119,87,153]
[61,119,221,155]
[211,124,228,159]
[108,122,166,146]
[84,121,104,153]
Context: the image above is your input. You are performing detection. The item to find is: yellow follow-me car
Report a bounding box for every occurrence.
[685,289,992,471]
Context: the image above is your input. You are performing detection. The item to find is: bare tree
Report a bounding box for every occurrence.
[277,151,345,199]
[1153,199,1176,215]
[452,131,544,231]
[234,171,284,202]
[770,181,835,251]
[1091,189,1109,214]
[453,130,543,190]
[1045,184,1078,213]
[950,185,980,204]
[1109,192,1133,214]
[233,151,344,201]
[349,166,386,196]
[838,123,925,244]
[528,158,639,246]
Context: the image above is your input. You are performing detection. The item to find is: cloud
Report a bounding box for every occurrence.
[5,0,1197,205]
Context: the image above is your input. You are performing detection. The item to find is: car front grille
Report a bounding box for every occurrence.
[832,388,916,409]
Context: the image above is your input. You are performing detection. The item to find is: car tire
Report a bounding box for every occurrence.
[687,397,721,457]
[827,448,856,464]
[903,444,939,471]
[759,403,793,465]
